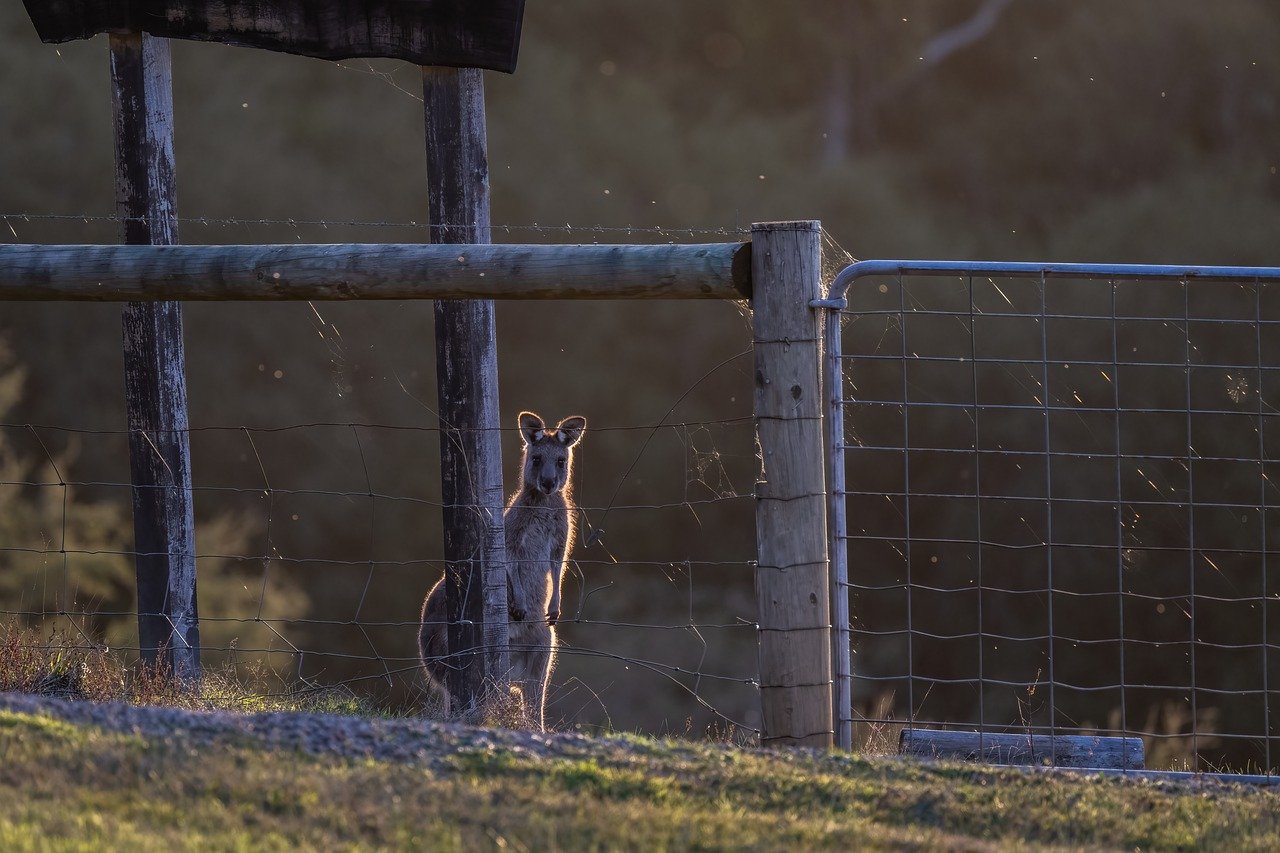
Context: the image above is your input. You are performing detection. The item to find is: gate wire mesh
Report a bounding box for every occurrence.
[826,261,1280,773]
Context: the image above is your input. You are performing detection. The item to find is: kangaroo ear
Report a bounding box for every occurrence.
[519,412,546,445]
[555,416,587,447]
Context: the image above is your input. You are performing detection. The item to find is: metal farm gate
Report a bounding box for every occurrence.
[821,261,1280,775]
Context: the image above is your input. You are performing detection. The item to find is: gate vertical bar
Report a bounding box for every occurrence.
[751,220,833,748]
[422,65,509,714]
[823,305,852,750]
[109,31,200,680]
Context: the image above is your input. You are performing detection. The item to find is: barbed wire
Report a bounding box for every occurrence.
[0,211,749,239]
[0,204,770,738]
[0,481,762,514]
[0,417,755,436]
[3,398,762,740]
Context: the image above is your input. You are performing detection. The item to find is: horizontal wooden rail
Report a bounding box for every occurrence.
[900,729,1145,770]
[0,242,752,301]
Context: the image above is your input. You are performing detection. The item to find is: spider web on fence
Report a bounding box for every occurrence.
[0,212,762,741]
[0,417,763,738]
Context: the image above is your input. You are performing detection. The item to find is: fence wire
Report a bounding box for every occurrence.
[1,416,762,737]
[0,209,767,740]
[1,212,749,243]
[827,261,1280,773]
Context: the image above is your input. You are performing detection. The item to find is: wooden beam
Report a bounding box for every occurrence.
[23,0,527,73]
[751,221,833,749]
[109,31,200,681]
[423,66,508,716]
[900,729,1146,770]
[0,243,751,301]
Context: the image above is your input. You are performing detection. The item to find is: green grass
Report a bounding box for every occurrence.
[2,709,1280,851]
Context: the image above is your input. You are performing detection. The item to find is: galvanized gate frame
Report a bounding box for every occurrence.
[816,260,1280,752]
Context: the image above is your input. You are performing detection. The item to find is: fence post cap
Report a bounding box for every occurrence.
[751,220,821,234]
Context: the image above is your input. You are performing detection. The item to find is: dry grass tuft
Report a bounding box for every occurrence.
[0,623,385,717]
[0,625,121,702]
[473,680,536,730]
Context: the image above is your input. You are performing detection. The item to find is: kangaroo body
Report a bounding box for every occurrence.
[420,411,585,730]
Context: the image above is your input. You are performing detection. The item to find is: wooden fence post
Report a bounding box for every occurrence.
[109,32,200,680]
[423,66,509,712]
[751,220,833,748]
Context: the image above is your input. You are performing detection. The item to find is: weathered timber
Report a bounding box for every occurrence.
[23,0,526,73]
[110,31,200,680]
[424,65,508,713]
[0,243,751,301]
[751,221,833,748]
[900,729,1146,770]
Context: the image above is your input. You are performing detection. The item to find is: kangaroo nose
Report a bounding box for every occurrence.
[539,478,556,493]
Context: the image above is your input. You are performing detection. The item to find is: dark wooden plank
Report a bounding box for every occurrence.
[0,243,751,300]
[110,31,200,680]
[424,65,509,716]
[23,0,526,73]
[751,221,832,749]
[900,729,1146,770]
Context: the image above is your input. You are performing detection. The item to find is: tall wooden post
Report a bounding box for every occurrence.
[423,66,509,713]
[751,221,833,748]
[109,32,200,679]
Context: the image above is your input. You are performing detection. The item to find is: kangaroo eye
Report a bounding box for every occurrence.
[531,455,543,466]
[556,458,566,469]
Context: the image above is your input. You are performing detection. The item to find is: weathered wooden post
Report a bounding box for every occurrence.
[21,0,527,693]
[422,66,511,711]
[109,31,200,679]
[751,221,834,748]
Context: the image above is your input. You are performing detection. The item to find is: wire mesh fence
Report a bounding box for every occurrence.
[0,211,764,738]
[28,212,1280,761]
[0,415,764,736]
[829,262,1280,773]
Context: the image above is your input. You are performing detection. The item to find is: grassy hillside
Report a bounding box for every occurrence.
[3,707,1279,851]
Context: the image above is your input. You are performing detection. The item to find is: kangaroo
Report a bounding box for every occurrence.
[420,411,586,730]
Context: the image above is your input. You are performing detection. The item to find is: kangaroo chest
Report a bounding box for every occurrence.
[505,498,567,639]
[505,501,566,566]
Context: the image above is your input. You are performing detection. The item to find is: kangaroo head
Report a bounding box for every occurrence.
[518,411,586,496]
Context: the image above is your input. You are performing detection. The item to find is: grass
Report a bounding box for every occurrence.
[0,624,392,717]
[2,708,1280,850]
[4,624,1280,849]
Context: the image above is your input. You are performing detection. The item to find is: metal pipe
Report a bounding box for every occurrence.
[823,306,852,750]
[826,259,1280,304]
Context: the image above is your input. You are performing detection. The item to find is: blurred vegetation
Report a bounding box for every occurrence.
[0,342,308,667]
[1,0,1279,758]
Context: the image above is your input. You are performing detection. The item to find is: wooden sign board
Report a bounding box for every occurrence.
[22,0,526,72]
